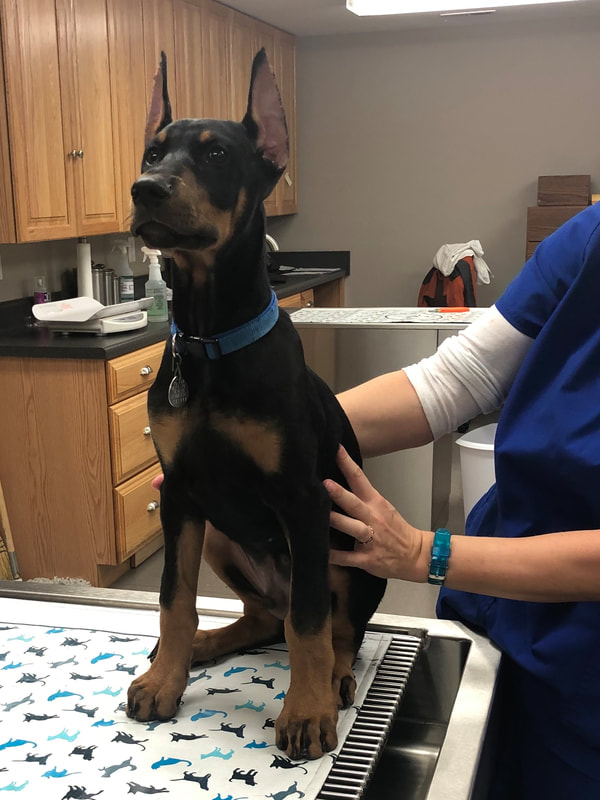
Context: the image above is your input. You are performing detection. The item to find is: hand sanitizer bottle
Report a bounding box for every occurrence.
[143,247,168,322]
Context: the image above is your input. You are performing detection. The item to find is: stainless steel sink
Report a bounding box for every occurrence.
[363,614,500,800]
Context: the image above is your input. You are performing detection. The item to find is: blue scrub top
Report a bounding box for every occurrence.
[438,201,600,779]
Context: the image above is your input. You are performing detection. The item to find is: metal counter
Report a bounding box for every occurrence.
[0,583,500,799]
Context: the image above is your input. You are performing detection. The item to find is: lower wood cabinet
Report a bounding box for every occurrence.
[114,462,163,561]
[0,279,345,586]
[0,341,166,587]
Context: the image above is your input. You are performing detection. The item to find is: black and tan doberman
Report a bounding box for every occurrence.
[127,49,386,760]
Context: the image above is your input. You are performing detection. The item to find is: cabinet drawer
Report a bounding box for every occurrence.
[106,342,165,404]
[278,289,314,309]
[109,392,157,484]
[114,463,163,561]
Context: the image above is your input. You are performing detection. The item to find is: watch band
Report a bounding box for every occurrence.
[428,528,451,586]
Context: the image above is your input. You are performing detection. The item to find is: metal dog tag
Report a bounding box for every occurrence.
[168,367,189,408]
[169,335,189,408]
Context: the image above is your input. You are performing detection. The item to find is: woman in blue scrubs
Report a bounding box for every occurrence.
[326,202,600,799]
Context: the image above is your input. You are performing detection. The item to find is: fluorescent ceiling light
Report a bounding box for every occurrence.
[347,0,582,15]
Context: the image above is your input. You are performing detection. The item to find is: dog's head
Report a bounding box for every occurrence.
[130,49,288,260]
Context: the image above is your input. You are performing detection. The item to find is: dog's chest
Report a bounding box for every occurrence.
[149,403,283,478]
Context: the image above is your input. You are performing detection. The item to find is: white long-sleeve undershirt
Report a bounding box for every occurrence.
[403,306,534,440]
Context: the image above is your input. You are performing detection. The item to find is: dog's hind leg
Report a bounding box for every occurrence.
[192,600,284,663]
[127,517,203,721]
[330,567,360,709]
[191,524,285,663]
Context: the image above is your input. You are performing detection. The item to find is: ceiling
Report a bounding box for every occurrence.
[222,0,600,36]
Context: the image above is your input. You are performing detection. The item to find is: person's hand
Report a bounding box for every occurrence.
[152,474,164,491]
[323,446,431,582]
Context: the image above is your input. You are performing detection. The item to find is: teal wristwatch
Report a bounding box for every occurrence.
[428,528,451,585]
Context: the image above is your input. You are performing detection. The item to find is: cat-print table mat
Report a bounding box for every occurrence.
[0,600,392,799]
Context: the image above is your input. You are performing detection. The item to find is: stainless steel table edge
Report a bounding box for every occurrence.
[371,611,501,800]
[0,584,501,799]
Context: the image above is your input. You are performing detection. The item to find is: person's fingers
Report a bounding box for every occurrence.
[336,446,378,501]
[329,548,366,568]
[329,510,362,539]
[152,474,164,491]
[324,478,369,525]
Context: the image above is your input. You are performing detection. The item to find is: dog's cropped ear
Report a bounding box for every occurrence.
[242,48,289,194]
[145,51,173,146]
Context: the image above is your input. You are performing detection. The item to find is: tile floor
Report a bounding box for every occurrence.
[112,438,468,620]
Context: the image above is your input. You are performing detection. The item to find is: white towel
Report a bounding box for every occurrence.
[432,240,492,285]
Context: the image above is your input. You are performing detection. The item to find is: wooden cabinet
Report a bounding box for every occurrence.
[228,12,297,216]
[174,0,232,120]
[0,0,296,242]
[0,0,121,242]
[107,343,165,562]
[0,342,165,586]
[275,31,297,215]
[278,289,314,309]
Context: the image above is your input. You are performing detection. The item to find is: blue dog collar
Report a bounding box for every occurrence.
[171,289,279,359]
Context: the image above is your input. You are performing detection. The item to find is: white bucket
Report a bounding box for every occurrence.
[456,423,498,518]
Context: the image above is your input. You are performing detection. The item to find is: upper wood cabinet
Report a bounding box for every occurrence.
[174,0,231,120]
[229,12,297,216]
[0,0,121,242]
[275,31,297,215]
[0,0,296,243]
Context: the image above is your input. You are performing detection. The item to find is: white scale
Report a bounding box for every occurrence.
[32,296,155,334]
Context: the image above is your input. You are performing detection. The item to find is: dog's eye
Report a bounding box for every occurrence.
[145,147,161,165]
[205,145,227,165]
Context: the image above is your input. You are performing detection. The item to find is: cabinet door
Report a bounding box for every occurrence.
[252,21,279,216]
[173,0,205,119]
[63,0,121,235]
[107,0,146,230]
[200,0,232,120]
[142,0,177,118]
[229,9,257,123]
[1,0,78,241]
[276,32,297,215]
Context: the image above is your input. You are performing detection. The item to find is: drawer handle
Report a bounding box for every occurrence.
[143,426,152,436]
[147,501,159,512]
[140,365,153,376]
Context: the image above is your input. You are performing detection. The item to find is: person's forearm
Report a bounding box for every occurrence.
[337,370,433,458]
[418,529,600,603]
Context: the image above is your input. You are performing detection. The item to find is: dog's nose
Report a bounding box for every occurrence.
[131,176,172,205]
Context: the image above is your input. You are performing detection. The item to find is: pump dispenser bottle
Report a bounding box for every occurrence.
[143,247,168,322]
[113,240,134,302]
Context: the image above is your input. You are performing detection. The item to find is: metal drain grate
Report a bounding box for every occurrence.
[317,632,424,800]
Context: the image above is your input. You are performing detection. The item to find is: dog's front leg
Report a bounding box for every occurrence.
[275,486,338,760]
[127,514,203,721]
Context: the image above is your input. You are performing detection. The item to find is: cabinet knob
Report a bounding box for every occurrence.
[76,150,84,158]
[306,301,314,307]
[147,501,159,512]
[140,365,153,376]
[143,426,152,436]
[67,150,78,158]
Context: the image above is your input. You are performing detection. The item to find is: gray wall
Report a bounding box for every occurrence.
[269,16,600,307]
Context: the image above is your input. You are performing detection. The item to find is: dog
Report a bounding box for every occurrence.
[127,49,386,760]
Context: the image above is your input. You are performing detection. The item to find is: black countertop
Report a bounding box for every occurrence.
[0,267,347,360]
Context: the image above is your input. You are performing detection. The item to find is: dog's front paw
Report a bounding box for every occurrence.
[275,694,338,760]
[127,666,187,721]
